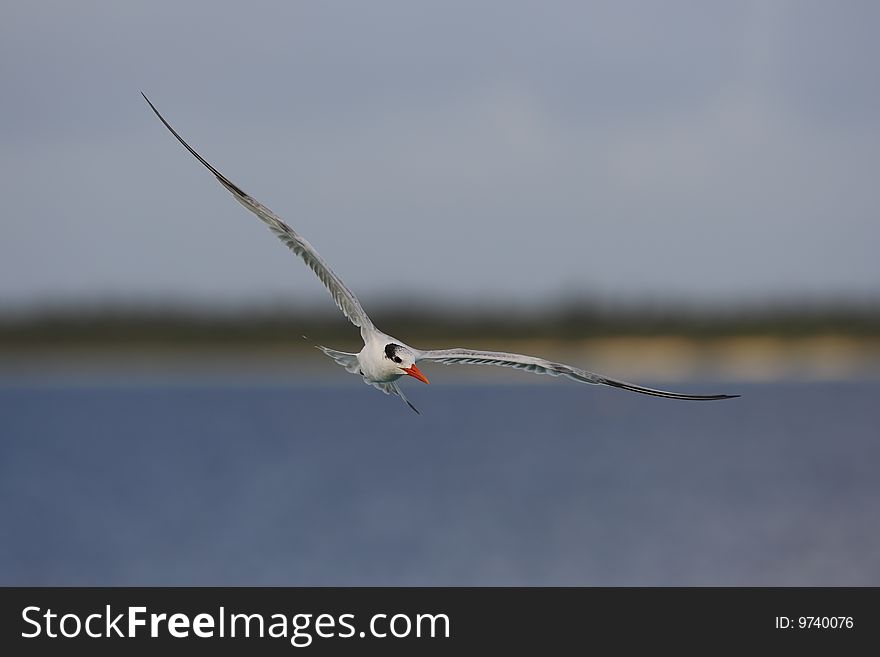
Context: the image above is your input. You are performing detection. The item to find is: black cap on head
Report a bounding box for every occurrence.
[384,343,403,363]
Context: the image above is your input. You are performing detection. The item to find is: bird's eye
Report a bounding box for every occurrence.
[393,356,402,364]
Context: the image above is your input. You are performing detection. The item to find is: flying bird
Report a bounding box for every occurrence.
[142,94,739,413]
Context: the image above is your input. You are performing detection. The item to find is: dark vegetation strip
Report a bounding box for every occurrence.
[2,302,878,347]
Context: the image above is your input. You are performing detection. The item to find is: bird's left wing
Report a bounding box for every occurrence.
[417,348,738,400]
[142,94,376,341]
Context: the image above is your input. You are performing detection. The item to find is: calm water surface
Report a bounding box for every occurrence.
[1,381,878,585]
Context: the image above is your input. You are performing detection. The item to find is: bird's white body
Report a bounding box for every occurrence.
[358,340,397,382]
[144,94,739,413]
[356,336,407,383]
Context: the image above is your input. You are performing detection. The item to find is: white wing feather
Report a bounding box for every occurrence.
[417,348,738,400]
[143,94,375,341]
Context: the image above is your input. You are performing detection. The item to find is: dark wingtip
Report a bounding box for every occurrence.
[684,393,741,400]
[601,377,741,401]
[141,91,158,113]
[141,93,249,199]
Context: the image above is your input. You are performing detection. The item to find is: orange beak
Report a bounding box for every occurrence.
[402,364,430,384]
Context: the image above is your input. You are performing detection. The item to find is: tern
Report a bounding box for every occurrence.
[143,94,738,413]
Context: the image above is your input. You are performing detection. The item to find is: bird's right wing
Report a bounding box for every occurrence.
[142,94,375,340]
[417,347,738,400]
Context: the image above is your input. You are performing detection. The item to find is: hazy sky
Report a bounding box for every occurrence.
[2,1,878,311]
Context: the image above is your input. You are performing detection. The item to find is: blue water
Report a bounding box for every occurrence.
[1,381,878,585]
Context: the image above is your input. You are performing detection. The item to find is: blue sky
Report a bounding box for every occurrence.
[2,1,878,311]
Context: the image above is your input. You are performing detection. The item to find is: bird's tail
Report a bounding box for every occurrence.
[315,343,421,414]
[315,345,361,374]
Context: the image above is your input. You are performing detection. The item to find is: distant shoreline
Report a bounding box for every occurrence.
[2,301,880,341]
[2,304,878,382]
[3,334,878,383]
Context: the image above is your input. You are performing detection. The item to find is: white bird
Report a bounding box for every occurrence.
[143,94,738,413]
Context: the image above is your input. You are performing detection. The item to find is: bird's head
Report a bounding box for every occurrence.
[384,343,429,384]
